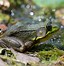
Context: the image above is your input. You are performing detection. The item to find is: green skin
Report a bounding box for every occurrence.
[0,26,59,52]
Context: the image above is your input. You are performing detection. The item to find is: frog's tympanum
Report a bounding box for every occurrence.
[0,22,59,52]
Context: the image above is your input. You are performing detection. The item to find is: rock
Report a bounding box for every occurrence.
[0,58,7,66]
[49,61,64,66]
[10,48,40,65]
[16,53,40,65]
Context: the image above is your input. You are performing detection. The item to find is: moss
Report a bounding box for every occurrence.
[0,13,10,22]
[37,48,64,61]
[30,44,55,52]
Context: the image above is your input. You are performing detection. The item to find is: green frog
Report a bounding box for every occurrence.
[0,22,59,52]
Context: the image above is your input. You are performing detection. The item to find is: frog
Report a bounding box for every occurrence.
[0,22,59,52]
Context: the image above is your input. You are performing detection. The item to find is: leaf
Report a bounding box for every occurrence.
[33,0,64,8]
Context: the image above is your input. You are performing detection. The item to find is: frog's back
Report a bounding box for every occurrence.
[4,21,45,36]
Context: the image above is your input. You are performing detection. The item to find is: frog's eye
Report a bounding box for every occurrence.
[46,22,52,33]
[37,27,46,37]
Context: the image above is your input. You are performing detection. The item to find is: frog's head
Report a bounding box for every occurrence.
[32,22,52,40]
[32,24,59,41]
